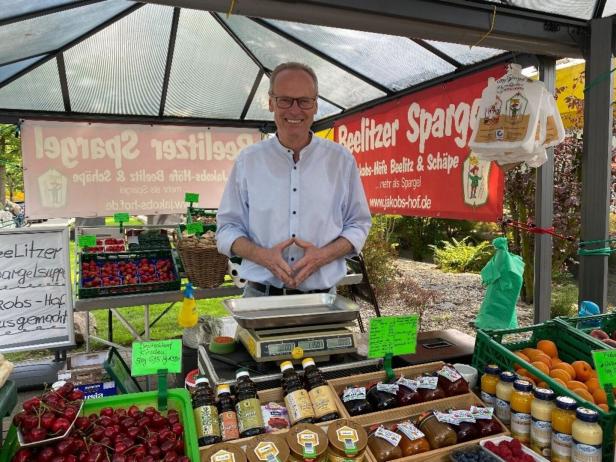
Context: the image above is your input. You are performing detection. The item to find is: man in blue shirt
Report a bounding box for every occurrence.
[216,62,371,295]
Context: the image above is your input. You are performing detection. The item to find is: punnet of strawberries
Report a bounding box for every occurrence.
[11,382,188,462]
[483,438,536,462]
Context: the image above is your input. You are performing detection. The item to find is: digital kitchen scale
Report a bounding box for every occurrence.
[224,294,360,363]
[237,322,357,362]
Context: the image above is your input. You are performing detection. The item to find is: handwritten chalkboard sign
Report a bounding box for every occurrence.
[0,227,75,352]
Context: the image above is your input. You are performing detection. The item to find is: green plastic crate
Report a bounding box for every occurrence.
[0,388,199,462]
[472,320,616,461]
[556,312,616,341]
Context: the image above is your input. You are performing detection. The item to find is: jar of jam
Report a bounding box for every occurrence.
[454,421,479,443]
[396,421,431,456]
[366,382,398,412]
[437,365,469,396]
[340,386,373,416]
[392,376,421,406]
[416,412,458,449]
[367,426,403,462]
[416,375,447,402]
[475,416,503,437]
[327,419,368,462]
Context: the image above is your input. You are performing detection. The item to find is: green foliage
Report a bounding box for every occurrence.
[0,124,23,202]
[362,215,400,298]
[550,273,578,318]
[430,237,493,273]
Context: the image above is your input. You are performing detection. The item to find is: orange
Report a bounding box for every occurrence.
[552,362,576,380]
[598,403,609,412]
[585,378,601,392]
[537,381,549,389]
[567,380,588,391]
[537,340,558,358]
[532,354,553,369]
[531,361,550,377]
[526,349,546,362]
[513,352,530,370]
[551,357,563,366]
[573,388,595,403]
[592,388,608,405]
[522,348,540,359]
[572,361,593,382]
[551,377,567,389]
[550,369,572,383]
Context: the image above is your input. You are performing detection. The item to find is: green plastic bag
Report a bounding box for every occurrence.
[475,237,525,330]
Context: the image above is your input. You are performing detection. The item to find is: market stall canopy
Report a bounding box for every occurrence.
[0,0,609,129]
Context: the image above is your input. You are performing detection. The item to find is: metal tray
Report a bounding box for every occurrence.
[224,293,359,329]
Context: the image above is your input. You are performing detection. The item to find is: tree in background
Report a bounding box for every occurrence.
[0,124,22,204]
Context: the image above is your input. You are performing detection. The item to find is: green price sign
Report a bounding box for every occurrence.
[592,349,616,389]
[78,235,97,248]
[368,315,418,359]
[114,212,129,223]
[131,339,182,376]
[186,222,204,235]
[185,193,199,203]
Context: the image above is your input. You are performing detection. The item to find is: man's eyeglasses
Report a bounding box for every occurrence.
[270,95,317,109]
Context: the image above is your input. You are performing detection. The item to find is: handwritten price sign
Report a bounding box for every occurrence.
[592,349,616,390]
[131,339,182,376]
[368,315,418,358]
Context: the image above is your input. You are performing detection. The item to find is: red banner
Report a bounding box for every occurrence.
[334,65,506,221]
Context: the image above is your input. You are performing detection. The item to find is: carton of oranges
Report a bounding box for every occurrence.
[513,340,608,412]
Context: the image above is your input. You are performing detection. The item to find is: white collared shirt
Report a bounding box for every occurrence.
[216,134,371,291]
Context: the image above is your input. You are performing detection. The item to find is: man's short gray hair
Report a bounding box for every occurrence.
[269,62,319,95]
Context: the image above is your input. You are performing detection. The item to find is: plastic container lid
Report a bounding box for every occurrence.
[484,364,501,375]
[236,369,250,379]
[499,371,516,382]
[555,396,577,411]
[513,379,533,392]
[195,376,210,385]
[286,423,328,460]
[245,434,290,462]
[327,419,368,456]
[202,443,247,462]
[576,407,599,423]
[533,388,555,400]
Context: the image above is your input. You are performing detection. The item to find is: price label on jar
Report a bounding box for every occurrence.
[342,387,366,402]
[438,365,462,382]
[397,422,425,441]
[417,376,438,390]
[375,427,401,447]
[376,383,399,394]
[470,406,494,420]
[396,377,418,390]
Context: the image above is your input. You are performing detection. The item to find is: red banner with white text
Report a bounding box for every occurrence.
[334,65,506,221]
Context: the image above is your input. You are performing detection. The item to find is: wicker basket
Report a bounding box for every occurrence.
[176,241,228,288]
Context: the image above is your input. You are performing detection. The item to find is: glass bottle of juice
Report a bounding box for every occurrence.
[480,365,501,407]
[571,408,602,462]
[302,358,340,422]
[192,376,222,447]
[510,379,534,445]
[280,361,315,425]
[217,383,240,441]
[235,369,265,437]
[551,396,577,462]
[495,371,516,425]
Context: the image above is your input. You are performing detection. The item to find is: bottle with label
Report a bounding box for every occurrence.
[572,408,602,462]
[192,376,222,447]
[495,371,516,425]
[551,396,577,462]
[235,369,265,437]
[530,387,555,459]
[480,364,501,407]
[510,379,534,445]
[280,361,315,425]
[301,358,340,422]
[217,384,240,442]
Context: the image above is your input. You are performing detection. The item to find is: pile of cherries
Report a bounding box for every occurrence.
[12,385,188,462]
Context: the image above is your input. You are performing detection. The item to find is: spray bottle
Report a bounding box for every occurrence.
[178,282,198,327]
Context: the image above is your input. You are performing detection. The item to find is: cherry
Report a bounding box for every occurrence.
[97,415,112,427]
[148,446,161,459]
[52,417,71,435]
[100,407,113,417]
[160,439,175,453]
[41,412,56,430]
[23,397,41,413]
[57,439,74,455]
[114,442,128,455]
[171,423,183,437]
[126,427,140,440]
[21,414,38,430]
[31,427,48,441]
[69,390,85,401]
[64,406,78,422]
[127,405,140,418]
[75,417,91,431]
[13,449,33,462]
[104,426,118,439]
[39,446,56,462]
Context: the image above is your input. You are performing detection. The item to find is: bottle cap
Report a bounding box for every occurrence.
[555,396,577,411]
[301,358,316,369]
[236,369,250,379]
[217,384,231,396]
[484,364,501,375]
[195,375,210,385]
[576,407,599,423]
[533,388,555,401]
[280,361,294,372]
[513,379,533,392]
[499,371,516,382]
[183,282,194,298]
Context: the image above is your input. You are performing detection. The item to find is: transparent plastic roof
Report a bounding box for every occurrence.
[0,0,78,21]
[484,0,597,19]
[0,55,45,84]
[0,0,132,67]
[65,4,172,115]
[0,58,63,111]
[265,20,457,92]
[603,0,616,16]
[425,41,504,65]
